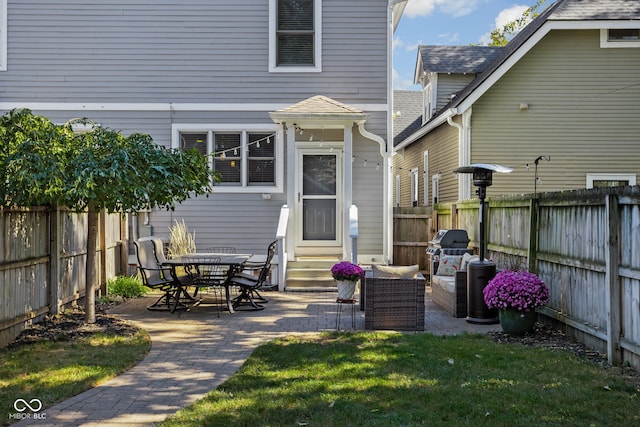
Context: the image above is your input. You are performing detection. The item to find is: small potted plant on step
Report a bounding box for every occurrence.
[330,261,364,300]
[483,269,550,335]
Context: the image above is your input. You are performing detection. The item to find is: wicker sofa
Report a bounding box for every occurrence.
[363,266,426,331]
[430,253,478,318]
[431,271,468,318]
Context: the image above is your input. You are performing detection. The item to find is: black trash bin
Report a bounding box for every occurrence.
[466,260,499,324]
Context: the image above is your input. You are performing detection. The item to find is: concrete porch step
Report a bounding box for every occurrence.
[286,256,340,290]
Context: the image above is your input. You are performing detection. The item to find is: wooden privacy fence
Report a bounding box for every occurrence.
[0,206,127,348]
[392,207,433,271]
[433,186,640,370]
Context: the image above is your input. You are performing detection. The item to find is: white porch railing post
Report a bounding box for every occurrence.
[349,205,358,264]
[276,205,290,292]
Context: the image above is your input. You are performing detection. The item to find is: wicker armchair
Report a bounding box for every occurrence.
[363,270,426,331]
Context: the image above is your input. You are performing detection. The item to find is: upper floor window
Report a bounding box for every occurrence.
[173,125,282,193]
[600,28,640,48]
[269,0,322,73]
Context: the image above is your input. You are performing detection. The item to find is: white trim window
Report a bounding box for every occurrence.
[423,151,429,206]
[0,0,7,71]
[172,124,283,193]
[410,168,419,207]
[600,28,640,48]
[269,0,322,73]
[395,174,400,207]
[586,173,636,189]
[432,173,441,205]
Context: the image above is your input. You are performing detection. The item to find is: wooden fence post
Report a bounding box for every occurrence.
[605,194,621,365]
[49,205,61,315]
[528,198,539,274]
[451,204,457,228]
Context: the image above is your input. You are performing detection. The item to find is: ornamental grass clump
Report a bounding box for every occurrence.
[483,269,550,312]
[330,261,364,282]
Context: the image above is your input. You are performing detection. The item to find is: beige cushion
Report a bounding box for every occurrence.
[432,274,456,293]
[372,264,419,279]
[460,252,480,271]
[436,255,463,276]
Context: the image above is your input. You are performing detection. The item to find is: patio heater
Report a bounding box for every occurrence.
[454,164,512,324]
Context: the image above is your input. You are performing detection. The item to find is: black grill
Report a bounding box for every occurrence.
[426,229,472,278]
[426,229,471,261]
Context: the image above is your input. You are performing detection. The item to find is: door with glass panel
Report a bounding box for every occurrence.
[296,150,341,246]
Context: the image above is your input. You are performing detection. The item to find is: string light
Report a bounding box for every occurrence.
[212,132,277,159]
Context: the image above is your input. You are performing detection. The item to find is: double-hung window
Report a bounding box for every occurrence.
[410,168,419,207]
[269,0,322,72]
[174,125,282,193]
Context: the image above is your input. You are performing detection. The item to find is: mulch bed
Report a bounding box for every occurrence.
[6,302,139,350]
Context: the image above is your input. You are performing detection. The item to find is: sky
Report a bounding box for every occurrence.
[394,0,538,90]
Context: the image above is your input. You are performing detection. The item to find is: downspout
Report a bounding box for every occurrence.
[380,0,407,264]
[447,108,472,200]
[358,121,391,264]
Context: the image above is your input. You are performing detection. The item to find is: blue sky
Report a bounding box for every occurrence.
[394,0,537,89]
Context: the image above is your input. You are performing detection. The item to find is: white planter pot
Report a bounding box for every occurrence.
[336,280,357,300]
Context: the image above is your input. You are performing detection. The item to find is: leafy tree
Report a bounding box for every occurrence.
[0,109,216,322]
[489,0,547,47]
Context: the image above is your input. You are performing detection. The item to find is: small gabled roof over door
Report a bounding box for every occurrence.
[269,95,368,127]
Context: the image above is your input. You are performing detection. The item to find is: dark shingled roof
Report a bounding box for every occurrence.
[393,90,423,146]
[417,45,503,74]
[550,0,640,20]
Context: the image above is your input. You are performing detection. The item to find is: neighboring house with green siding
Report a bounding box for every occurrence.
[394,0,640,208]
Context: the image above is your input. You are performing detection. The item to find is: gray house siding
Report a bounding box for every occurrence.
[471,29,640,196]
[4,1,388,104]
[0,1,392,257]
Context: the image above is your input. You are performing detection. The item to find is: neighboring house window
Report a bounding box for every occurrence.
[269,0,322,72]
[586,173,636,189]
[600,28,640,48]
[173,125,282,193]
[410,168,418,207]
[432,173,441,205]
[395,174,400,207]
[423,151,429,206]
[422,83,433,124]
[0,0,7,71]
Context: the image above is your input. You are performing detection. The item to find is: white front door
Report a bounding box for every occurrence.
[296,149,342,248]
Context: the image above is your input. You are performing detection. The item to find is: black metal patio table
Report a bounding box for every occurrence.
[162,253,252,313]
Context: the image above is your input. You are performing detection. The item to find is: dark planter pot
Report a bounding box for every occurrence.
[499,309,537,335]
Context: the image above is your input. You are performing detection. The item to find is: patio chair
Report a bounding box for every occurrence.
[227,240,277,311]
[133,239,180,311]
[186,255,225,316]
[201,246,237,254]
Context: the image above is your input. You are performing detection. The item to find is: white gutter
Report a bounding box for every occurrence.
[383,0,407,264]
[447,109,472,200]
[357,122,391,263]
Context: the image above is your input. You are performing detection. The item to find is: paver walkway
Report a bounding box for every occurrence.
[15,288,499,427]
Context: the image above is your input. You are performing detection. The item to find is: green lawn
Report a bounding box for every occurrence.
[160,332,640,427]
[0,321,150,426]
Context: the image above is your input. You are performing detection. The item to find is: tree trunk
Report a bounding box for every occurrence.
[85,206,98,323]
